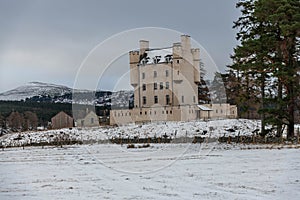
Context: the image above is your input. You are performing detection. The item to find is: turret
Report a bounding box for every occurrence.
[129,51,139,87]
[191,48,200,83]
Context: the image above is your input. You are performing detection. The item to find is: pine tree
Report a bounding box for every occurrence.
[229,0,300,138]
[198,61,211,104]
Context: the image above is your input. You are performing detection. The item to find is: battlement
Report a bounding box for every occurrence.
[129,50,140,55]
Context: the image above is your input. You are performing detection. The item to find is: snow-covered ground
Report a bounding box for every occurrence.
[0,143,299,199]
[0,119,261,147]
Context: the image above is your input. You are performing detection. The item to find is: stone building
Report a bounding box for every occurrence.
[51,111,73,129]
[110,35,237,125]
[76,111,99,127]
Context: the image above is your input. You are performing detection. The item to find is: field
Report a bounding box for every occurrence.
[1,143,299,200]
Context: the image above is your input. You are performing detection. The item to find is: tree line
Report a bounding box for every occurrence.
[224,0,299,139]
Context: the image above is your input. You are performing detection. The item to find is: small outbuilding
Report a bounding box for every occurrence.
[76,111,99,127]
[51,111,73,129]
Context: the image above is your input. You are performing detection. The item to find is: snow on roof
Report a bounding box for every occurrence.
[142,47,172,64]
[197,105,213,111]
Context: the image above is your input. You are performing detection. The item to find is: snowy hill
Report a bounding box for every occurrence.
[0,82,73,101]
[0,82,133,107]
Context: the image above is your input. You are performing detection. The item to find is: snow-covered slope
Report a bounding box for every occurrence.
[0,82,73,101]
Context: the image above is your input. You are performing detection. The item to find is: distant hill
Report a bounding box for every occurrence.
[0,81,133,108]
[0,82,73,101]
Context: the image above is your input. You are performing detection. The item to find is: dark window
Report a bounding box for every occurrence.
[177,60,180,64]
[166,70,169,77]
[166,82,169,89]
[142,84,146,91]
[154,82,157,90]
[193,96,196,103]
[143,96,146,105]
[166,95,170,105]
[154,95,158,104]
[154,71,157,78]
[181,96,184,103]
[160,82,163,90]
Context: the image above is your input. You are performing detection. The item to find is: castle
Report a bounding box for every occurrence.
[110,35,237,125]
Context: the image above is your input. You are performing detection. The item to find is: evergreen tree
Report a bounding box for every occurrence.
[229,0,300,138]
[198,61,211,104]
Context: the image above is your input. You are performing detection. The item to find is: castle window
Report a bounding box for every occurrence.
[142,84,146,91]
[154,95,158,104]
[154,82,157,90]
[143,96,147,105]
[166,110,168,114]
[170,110,172,114]
[160,82,163,90]
[145,111,147,115]
[166,95,170,105]
[140,111,142,115]
[166,82,169,89]
[177,60,180,64]
[181,96,184,103]
[193,96,196,103]
[166,70,169,77]
[142,72,145,79]
[177,71,179,75]
[154,71,157,78]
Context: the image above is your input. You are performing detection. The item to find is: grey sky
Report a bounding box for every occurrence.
[0,0,241,92]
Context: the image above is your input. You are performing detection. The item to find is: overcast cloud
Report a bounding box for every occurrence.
[0,0,240,92]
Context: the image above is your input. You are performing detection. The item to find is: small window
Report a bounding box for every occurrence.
[181,96,184,103]
[166,95,170,105]
[154,82,157,90]
[177,71,179,75]
[193,96,196,103]
[166,82,169,89]
[142,73,145,79]
[166,70,169,77]
[162,110,164,114]
[177,60,179,64]
[166,110,168,114]
[216,109,218,114]
[143,96,147,105]
[154,95,158,104]
[145,111,147,115]
[160,82,163,90]
[170,110,172,114]
[154,71,157,78]
[140,111,142,115]
[142,84,146,91]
